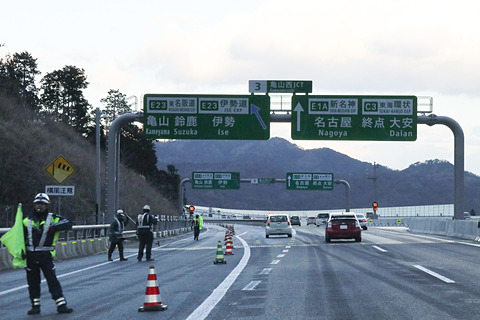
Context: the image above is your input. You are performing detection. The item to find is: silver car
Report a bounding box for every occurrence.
[265,214,293,238]
[316,213,330,227]
[355,213,368,230]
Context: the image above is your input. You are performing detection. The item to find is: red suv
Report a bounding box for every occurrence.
[325,213,361,242]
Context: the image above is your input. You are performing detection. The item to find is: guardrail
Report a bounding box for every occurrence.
[0,215,194,270]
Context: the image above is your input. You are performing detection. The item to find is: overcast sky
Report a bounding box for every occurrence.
[2,0,480,175]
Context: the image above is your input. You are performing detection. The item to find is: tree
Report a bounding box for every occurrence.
[0,51,40,110]
[39,65,92,135]
[100,89,132,129]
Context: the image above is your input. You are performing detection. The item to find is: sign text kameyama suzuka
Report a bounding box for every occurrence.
[291,95,417,141]
[144,94,270,140]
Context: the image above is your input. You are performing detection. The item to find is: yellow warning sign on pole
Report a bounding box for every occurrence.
[45,155,76,184]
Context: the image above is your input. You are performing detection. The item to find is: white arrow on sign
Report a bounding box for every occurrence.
[293,102,304,132]
[287,175,292,187]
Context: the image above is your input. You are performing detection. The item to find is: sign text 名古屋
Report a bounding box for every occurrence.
[291,95,417,141]
[286,173,334,190]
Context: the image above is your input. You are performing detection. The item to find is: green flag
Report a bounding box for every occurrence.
[0,204,26,268]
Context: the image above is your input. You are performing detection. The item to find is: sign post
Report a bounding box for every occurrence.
[286,173,334,190]
[144,94,270,140]
[291,95,417,141]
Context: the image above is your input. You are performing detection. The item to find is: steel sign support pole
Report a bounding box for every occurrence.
[334,179,351,212]
[418,114,464,220]
[106,112,143,220]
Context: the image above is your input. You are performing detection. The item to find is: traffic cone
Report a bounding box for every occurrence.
[138,265,168,312]
[225,237,234,255]
[214,241,227,264]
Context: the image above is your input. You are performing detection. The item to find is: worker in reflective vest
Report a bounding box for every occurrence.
[23,193,73,315]
[192,214,203,241]
[136,205,157,262]
[108,209,128,261]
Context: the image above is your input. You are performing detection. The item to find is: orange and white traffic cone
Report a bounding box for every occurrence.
[225,237,234,255]
[138,265,168,312]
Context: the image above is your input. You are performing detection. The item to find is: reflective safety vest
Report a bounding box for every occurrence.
[137,213,151,230]
[23,213,60,256]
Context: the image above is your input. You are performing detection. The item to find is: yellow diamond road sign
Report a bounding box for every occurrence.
[46,155,75,184]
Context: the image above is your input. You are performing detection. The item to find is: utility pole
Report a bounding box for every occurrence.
[367,162,379,201]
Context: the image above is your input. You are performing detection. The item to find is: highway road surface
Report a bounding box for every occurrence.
[2,223,480,319]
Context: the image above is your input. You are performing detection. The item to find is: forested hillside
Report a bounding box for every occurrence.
[155,139,480,212]
[0,51,179,227]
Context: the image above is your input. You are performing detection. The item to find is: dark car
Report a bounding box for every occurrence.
[290,215,301,226]
[306,216,317,225]
[325,213,361,242]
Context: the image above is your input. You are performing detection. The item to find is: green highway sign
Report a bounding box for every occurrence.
[249,80,313,93]
[192,172,240,189]
[144,94,270,140]
[291,95,417,141]
[251,178,276,184]
[286,172,334,190]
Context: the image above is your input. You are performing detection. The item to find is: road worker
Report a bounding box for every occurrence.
[24,193,73,315]
[136,205,157,262]
[108,209,128,261]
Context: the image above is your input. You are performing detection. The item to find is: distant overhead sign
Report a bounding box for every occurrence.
[143,94,270,140]
[291,95,417,141]
[192,172,240,189]
[249,80,313,93]
[286,172,334,190]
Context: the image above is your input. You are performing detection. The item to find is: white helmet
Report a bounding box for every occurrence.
[33,193,50,204]
[143,205,150,211]
[117,209,124,215]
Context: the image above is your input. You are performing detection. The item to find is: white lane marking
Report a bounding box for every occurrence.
[373,245,388,252]
[413,265,455,283]
[242,280,261,291]
[277,254,285,258]
[271,260,280,264]
[282,250,289,253]
[285,246,291,248]
[186,236,250,320]
[259,268,272,275]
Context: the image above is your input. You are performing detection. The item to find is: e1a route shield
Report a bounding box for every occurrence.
[143,94,270,140]
[291,95,417,141]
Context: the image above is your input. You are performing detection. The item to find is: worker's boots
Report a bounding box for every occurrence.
[27,298,41,315]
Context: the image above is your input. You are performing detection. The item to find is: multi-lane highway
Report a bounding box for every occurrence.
[2,223,480,319]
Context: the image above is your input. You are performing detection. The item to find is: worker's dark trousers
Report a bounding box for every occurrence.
[108,240,125,259]
[25,251,63,301]
[137,231,153,260]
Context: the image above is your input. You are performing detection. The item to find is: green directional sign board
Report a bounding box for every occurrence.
[291,95,417,141]
[249,80,313,93]
[144,94,270,140]
[286,172,334,190]
[251,178,276,184]
[192,172,240,189]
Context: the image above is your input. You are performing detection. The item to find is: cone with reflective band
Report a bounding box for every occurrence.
[225,237,234,255]
[138,265,167,312]
[213,240,226,264]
